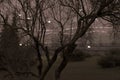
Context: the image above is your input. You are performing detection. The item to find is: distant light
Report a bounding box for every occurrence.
[25,44,27,46]
[27,17,31,20]
[48,20,51,23]
[19,43,22,46]
[18,14,22,17]
[24,28,27,30]
[87,45,91,48]
[95,18,99,21]
[79,9,82,12]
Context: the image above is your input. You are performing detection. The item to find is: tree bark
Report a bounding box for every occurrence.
[34,40,43,80]
[55,43,76,80]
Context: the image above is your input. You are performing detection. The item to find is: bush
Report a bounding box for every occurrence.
[97,49,120,68]
[68,49,91,62]
[98,56,116,68]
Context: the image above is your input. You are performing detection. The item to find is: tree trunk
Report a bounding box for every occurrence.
[55,56,67,80]
[34,41,43,80]
[40,46,66,80]
[55,43,76,80]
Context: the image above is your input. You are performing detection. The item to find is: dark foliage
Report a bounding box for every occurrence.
[67,49,91,62]
[97,49,120,68]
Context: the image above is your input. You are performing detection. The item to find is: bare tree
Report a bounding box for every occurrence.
[53,0,120,80]
[109,0,120,46]
[0,0,120,80]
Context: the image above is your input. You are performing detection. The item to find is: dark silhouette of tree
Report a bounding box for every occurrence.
[109,0,120,46]
[54,0,120,80]
[0,12,20,79]
[0,0,120,80]
[0,11,37,80]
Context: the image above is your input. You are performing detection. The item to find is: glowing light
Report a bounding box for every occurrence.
[87,45,91,48]
[79,9,82,12]
[18,14,22,17]
[27,17,31,20]
[19,43,22,46]
[48,20,51,23]
[95,18,99,21]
